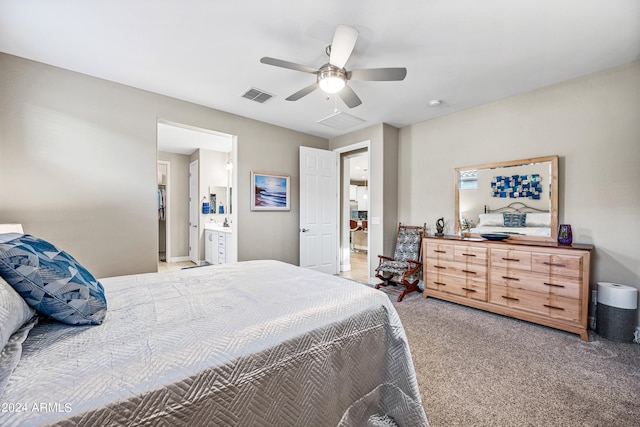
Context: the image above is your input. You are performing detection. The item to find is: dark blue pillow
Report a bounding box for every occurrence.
[503,213,526,228]
[0,234,107,325]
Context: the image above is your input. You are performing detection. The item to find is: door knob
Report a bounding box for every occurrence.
[300,228,310,232]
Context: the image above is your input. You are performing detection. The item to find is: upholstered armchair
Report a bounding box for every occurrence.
[375,223,426,302]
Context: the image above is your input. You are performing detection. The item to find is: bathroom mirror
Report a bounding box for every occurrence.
[455,155,558,242]
[210,185,230,215]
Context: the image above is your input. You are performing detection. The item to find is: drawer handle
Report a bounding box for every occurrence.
[501,295,519,302]
[544,282,565,288]
[434,265,446,269]
[434,250,447,254]
[501,275,520,281]
[543,262,567,268]
[462,269,477,275]
[502,257,521,262]
[461,253,476,257]
[434,281,447,286]
[462,287,477,293]
[544,304,565,311]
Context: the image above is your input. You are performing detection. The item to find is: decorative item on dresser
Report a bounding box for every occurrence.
[558,224,573,245]
[435,217,445,236]
[423,236,593,341]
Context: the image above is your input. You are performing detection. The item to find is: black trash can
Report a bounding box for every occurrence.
[596,282,638,343]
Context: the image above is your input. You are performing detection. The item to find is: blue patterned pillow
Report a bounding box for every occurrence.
[0,234,107,325]
[503,213,526,228]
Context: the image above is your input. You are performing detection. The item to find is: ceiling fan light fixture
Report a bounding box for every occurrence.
[318,65,346,94]
[319,76,345,93]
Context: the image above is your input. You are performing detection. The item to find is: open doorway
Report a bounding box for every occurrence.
[157,121,236,272]
[339,148,369,283]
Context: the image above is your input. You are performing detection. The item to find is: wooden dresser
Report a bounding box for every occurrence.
[423,236,593,341]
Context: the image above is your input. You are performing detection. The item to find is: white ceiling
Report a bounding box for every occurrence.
[348,152,369,183]
[1,1,639,139]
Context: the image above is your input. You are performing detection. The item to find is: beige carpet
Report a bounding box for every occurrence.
[381,288,640,427]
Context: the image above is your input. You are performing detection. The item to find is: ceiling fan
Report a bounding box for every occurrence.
[260,25,407,108]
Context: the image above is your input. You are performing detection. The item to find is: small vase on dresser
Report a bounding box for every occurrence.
[558,224,573,245]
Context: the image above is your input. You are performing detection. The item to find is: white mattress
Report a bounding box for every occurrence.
[1,260,428,426]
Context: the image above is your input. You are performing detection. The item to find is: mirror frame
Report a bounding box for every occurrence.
[454,155,559,242]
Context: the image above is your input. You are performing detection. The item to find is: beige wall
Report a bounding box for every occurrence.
[0,53,327,277]
[398,61,640,326]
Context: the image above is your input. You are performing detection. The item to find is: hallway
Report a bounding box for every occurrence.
[339,251,369,283]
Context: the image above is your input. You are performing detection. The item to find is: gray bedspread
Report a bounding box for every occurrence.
[1,260,428,426]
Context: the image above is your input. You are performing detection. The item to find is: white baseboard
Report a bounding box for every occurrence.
[168,256,190,263]
[635,327,640,344]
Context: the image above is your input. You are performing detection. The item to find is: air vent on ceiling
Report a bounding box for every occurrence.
[317,111,366,130]
[241,87,275,104]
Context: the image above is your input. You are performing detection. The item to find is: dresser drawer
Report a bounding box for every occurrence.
[490,284,580,322]
[490,268,580,299]
[532,253,582,279]
[426,258,487,280]
[454,245,487,265]
[425,274,487,301]
[490,249,532,270]
[424,242,455,260]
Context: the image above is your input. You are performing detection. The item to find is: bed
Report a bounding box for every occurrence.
[0,228,428,426]
[469,202,551,237]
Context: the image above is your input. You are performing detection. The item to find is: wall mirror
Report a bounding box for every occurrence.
[210,185,230,215]
[454,155,558,242]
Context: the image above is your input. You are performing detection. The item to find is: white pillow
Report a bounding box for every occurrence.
[478,213,504,227]
[0,224,23,234]
[0,277,35,351]
[525,213,551,227]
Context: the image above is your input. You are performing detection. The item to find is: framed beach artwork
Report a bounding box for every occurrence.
[250,171,290,211]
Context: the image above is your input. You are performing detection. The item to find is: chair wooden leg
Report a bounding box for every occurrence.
[375,279,390,289]
[396,278,420,302]
[374,272,392,289]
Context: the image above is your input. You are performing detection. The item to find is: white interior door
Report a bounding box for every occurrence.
[189,160,199,264]
[299,146,338,274]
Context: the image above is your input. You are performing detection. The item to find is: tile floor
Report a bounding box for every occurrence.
[157,260,197,273]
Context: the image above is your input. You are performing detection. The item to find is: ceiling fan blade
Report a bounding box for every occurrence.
[329,25,358,69]
[348,68,407,81]
[260,57,319,74]
[339,84,362,108]
[286,83,319,101]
